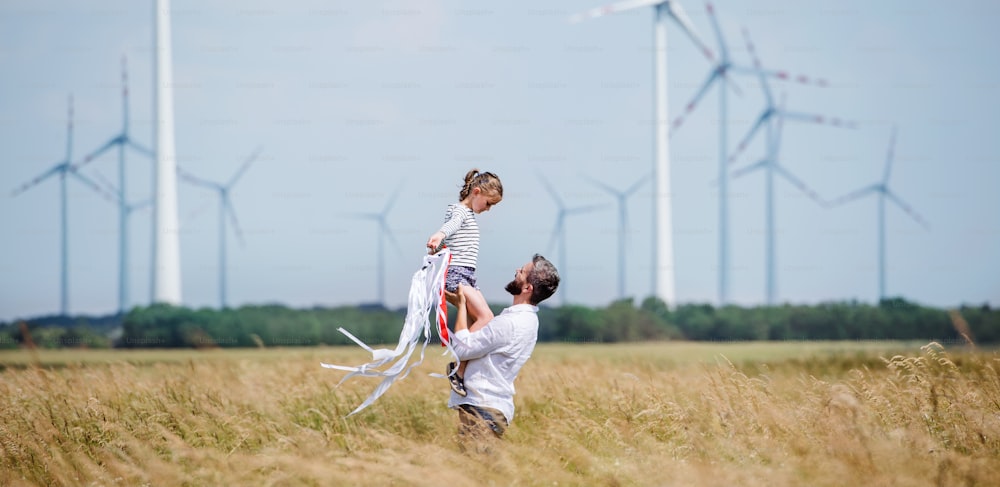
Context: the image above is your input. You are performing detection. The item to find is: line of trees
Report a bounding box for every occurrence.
[2,297,997,349]
[537,297,996,343]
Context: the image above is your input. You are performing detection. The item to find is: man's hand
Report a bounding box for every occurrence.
[444,289,460,307]
[445,286,467,306]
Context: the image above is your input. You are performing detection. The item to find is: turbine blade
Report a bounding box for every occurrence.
[227,146,263,187]
[882,126,897,184]
[224,198,246,247]
[339,211,378,220]
[381,220,404,255]
[728,110,772,165]
[739,27,774,106]
[885,190,929,229]
[703,2,726,60]
[10,163,64,196]
[182,197,214,226]
[827,185,879,208]
[90,168,123,200]
[125,139,154,158]
[538,173,564,208]
[542,174,566,253]
[569,0,663,23]
[548,214,564,254]
[383,181,405,215]
[730,160,767,180]
[730,65,830,88]
[669,1,715,62]
[76,137,119,169]
[68,166,117,203]
[736,26,828,89]
[130,199,153,211]
[669,69,721,136]
[773,164,826,206]
[721,71,744,98]
[778,109,858,129]
[582,172,618,196]
[176,166,219,189]
[624,174,649,195]
[566,203,607,215]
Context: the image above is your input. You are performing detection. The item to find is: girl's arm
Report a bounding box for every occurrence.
[426,206,466,252]
[426,231,446,252]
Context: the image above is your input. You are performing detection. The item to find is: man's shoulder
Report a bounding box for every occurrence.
[494,305,539,325]
[501,304,539,314]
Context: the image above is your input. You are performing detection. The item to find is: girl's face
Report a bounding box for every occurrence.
[469,187,502,214]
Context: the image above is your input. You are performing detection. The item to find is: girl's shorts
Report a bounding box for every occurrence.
[445,266,477,292]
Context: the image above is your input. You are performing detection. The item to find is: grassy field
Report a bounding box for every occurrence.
[1,341,998,486]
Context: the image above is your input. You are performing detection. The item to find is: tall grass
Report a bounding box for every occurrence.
[1,342,998,486]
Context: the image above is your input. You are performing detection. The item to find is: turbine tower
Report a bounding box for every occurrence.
[177,148,262,309]
[571,0,715,307]
[74,56,154,314]
[583,174,648,299]
[10,96,112,315]
[152,0,182,304]
[827,127,929,301]
[540,175,606,306]
[343,187,403,306]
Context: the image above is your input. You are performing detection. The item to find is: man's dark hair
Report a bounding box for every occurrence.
[527,254,559,305]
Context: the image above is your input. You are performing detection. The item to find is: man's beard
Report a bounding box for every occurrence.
[505,279,522,296]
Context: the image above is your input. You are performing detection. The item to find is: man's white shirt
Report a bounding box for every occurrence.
[447,303,539,424]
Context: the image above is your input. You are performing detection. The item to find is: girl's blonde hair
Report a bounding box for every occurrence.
[459,169,503,201]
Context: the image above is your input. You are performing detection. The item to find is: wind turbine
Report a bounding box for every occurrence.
[729,94,828,305]
[722,27,857,304]
[342,186,404,306]
[582,173,648,299]
[570,0,715,307]
[10,95,114,315]
[73,56,154,314]
[826,127,928,301]
[539,175,606,306]
[667,3,830,305]
[177,147,262,309]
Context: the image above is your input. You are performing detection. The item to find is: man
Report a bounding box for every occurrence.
[446,253,560,442]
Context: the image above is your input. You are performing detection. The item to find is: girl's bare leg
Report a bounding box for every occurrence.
[462,285,493,332]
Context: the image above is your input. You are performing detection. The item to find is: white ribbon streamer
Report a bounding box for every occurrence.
[321,248,457,416]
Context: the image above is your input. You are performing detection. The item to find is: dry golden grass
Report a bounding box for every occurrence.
[1,341,998,486]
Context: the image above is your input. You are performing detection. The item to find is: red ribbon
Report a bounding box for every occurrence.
[437,249,452,346]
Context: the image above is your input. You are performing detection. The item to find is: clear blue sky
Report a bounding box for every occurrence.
[1,0,997,321]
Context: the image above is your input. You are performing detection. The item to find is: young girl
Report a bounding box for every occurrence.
[426,169,503,396]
